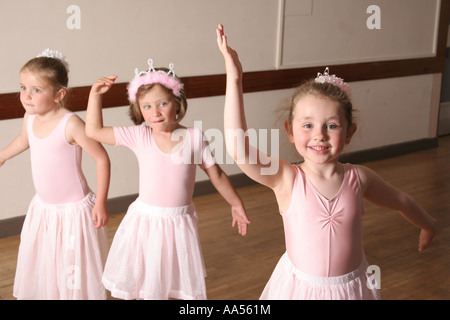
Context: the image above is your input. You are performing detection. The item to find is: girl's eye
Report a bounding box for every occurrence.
[33,88,41,93]
[20,86,26,91]
[303,123,312,129]
[143,105,151,110]
[160,101,167,107]
[327,124,339,130]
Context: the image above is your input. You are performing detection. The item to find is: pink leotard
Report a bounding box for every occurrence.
[113,125,215,207]
[281,164,364,277]
[27,113,90,204]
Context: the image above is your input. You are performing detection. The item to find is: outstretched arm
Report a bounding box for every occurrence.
[85,75,118,146]
[0,114,30,167]
[203,164,250,236]
[358,165,436,252]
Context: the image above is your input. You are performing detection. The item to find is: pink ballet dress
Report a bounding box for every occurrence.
[13,112,109,300]
[260,164,381,300]
[102,125,215,300]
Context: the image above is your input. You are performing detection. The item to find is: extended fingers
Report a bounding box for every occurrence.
[232,215,250,236]
[418,228,435,252]
[216,24,228,50]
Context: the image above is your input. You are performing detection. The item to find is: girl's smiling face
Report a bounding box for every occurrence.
[138,84,180,132]
[19,70,64,115]
[286,94,356,165]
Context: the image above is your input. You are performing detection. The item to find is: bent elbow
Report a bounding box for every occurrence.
[85,125,95,139]
[85,125,102,142]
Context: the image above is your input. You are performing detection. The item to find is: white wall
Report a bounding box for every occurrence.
[280,0,439,68]
[0,0,443,220]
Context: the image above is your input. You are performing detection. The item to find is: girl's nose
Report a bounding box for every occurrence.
[152,107,161,116]
[313,127,327,141]
[22,90,32,100]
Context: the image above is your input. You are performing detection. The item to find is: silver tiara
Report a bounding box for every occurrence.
[37,48,70,71]
[315,67,351,97]
[134,58,177,78]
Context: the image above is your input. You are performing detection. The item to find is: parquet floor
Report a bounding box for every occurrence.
[1,136,449,300]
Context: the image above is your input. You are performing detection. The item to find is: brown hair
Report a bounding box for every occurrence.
[20,57,69,108]
[128,68,187,125]
[287,79,354,128]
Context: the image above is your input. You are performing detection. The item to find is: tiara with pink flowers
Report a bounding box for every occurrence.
[36,48,70,72]
[127,58,184,103]
[314,67,351,97]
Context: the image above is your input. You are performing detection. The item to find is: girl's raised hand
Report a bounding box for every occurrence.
[216,24,242,80]
[91,75,118,96]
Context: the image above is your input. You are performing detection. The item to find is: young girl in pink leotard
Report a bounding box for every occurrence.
[0,49,110,299]
[86,60,250,300]
[217,24,436,300]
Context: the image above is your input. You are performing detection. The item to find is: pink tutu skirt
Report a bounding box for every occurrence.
[102,198,206,300]
[260,252,381,300]
[13,192,109,300]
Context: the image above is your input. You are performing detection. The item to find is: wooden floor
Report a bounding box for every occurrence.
[1,136,449,300]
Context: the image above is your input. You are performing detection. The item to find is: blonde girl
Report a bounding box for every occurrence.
[217,24,436,300]
[0,49,110,300]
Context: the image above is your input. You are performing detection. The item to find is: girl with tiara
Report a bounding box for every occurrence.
[86,60,250,300]
[217,24,437,299]
[0,49,110,299]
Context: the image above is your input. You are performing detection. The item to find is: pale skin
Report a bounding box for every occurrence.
[0,70,111,228]
[217,24,436,251]
[86,75,250,236]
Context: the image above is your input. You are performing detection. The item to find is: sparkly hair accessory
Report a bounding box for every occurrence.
[315,67,351,97]
[36,48,70,72]
[127,58,184,103]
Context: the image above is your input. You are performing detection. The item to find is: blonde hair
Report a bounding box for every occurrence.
[20,57,69,108]
[287,79,354,128]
